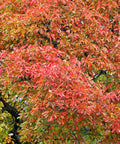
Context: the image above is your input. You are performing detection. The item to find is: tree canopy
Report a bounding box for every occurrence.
[0,0,120,143]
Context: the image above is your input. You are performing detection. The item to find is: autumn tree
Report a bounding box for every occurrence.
[0,0,120,143]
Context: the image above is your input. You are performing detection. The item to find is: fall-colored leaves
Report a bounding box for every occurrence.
[0,0,120,143]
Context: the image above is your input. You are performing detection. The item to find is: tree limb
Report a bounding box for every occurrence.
[0,92,21,144]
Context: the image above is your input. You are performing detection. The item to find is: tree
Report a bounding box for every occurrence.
[0,0,119,143]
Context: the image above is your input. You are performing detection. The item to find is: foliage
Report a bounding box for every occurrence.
[0,0,120,143]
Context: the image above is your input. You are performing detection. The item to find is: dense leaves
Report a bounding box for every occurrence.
[0,0,120,143]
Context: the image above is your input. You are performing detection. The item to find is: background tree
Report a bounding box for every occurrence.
[0,0,120,143]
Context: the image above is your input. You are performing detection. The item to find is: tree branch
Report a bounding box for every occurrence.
[93,70,107,81]
[0,92,21,144]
